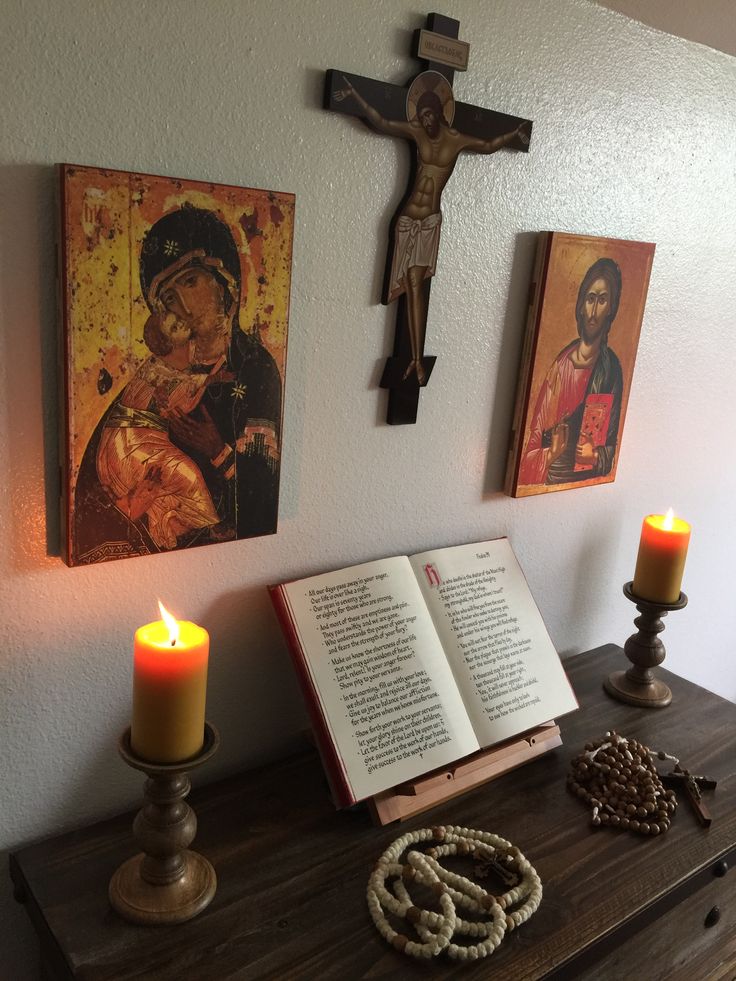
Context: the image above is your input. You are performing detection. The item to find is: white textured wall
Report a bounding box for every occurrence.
[1,1,734,975]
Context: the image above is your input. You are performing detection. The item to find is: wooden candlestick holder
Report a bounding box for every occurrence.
[109,722,219,925]
[604,581,688,708]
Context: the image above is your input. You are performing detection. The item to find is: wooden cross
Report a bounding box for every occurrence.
[662,766,717,827]
[325,12,533,424]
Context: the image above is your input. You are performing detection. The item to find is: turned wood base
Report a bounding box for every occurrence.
[604,583,687,709]
[109,850,217,925]
[110,723,219,926]
[603,670,672,708]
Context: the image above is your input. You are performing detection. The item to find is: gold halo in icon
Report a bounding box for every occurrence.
[406,71,455,127]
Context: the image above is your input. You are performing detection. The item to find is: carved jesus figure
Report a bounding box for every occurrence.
[335,71,529,384]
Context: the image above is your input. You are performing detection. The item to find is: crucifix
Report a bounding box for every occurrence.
[662,764,717,828]
[325,12,533,425]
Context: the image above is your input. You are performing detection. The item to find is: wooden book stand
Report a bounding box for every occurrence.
[368,722,562,825]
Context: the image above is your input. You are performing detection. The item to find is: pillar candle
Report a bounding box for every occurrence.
[632,510,691,604]
[130,603,209,763]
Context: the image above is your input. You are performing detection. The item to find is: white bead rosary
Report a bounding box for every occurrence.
[366,825,542,961]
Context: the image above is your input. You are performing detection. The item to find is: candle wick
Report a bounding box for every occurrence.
[171,639,176,648]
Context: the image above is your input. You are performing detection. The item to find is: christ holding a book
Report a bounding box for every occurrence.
[518,258,624,487]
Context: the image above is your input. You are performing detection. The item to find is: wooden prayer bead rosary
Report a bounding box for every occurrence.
[567,730,716,834]
[568,731,677,834]
[366,825,541,961]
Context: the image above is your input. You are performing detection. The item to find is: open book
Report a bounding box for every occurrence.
[270,538,577,807]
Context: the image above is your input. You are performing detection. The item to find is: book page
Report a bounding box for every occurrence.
[280,556,480,802]
[410,539,578,746]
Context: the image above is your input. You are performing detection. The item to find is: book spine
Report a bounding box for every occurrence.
[504,232,553,497]
[268,584,356,808]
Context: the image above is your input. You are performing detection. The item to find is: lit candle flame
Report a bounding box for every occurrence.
[663,508,675,531]
[158,600,180,647]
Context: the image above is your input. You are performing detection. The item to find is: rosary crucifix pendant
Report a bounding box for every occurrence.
[325,13,533,424]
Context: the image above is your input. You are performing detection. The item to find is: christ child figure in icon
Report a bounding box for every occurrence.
[96,310,234,550]
[335,70,529,384]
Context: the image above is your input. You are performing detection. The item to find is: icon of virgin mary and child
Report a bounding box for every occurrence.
[73,206,283,561]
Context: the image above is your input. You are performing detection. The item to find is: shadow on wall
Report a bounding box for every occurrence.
[200,585,308,777]
[564,506,627,649]
[483,230,539,497]
[0,164,61,569]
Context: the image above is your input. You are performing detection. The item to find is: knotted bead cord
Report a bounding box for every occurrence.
[567,730,678,835]
[366,825,542,961]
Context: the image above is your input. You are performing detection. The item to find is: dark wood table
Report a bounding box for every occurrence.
[10,645,736,980]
